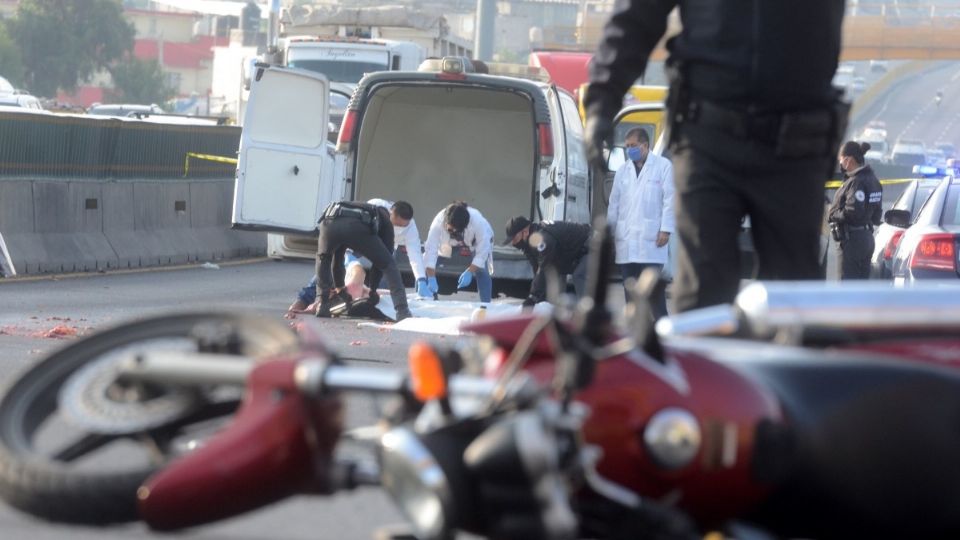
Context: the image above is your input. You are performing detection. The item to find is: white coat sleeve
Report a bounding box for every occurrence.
[660,160,676,234]
[471,216,494,269]
[606,167,623,233]
[423,211,444,270]
[404,218,426,280]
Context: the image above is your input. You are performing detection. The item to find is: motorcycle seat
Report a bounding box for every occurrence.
[735,353,960,539]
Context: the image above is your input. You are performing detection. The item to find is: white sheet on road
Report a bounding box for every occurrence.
[358,292,552,336]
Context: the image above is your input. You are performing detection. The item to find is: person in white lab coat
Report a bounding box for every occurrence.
[607,127,675,319]
[423,202,495,303]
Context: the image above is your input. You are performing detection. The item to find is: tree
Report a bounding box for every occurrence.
[0,21,24,88]
[9,0,134,97]
[108,55,175,105]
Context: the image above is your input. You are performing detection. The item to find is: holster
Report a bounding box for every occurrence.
[774,93,850,160]
[666,61,851,162]
[829,222,847,243]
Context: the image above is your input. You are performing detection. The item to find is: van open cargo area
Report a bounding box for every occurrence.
[353,84,536,254]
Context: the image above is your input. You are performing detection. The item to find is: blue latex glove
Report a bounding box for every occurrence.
[416,278,431,298]
[343,250,360,267]
[427,276,439,294]
[457,269,474,289]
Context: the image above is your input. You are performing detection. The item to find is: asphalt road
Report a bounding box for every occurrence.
[0,259,472,540]
[852,61,960,149]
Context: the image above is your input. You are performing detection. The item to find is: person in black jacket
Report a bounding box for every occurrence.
[315,201,413,321]
[584,0,850,313]
[828,141,883,280]
[504,216,592,308]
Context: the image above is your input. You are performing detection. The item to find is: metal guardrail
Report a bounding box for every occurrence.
[0,111,241,181]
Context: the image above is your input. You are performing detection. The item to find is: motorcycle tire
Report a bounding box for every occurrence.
[0,312,301,525]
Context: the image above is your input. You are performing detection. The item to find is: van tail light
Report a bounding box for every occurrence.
[537,123,553,165]
[910,233,958,272]
[883,229,906,260]
[336,109,357,153]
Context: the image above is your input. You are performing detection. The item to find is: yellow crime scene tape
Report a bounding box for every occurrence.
[183,152,238,177]
[824,178,915,189]
[181,151,920,191]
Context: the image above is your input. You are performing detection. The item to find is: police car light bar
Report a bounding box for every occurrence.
[912,165,951,178]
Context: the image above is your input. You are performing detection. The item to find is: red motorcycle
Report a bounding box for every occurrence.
[2,227,960,539]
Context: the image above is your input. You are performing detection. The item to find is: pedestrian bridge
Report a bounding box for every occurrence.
[841,10,960,60]
[570,2,960,61]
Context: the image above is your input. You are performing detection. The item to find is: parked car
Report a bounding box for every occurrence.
[0,92,43,110]
[870,60,889,73]
[891,139,927,167]
[891,175,960,283]
[871,174,943,278]
[233,57,592,291]
[87,103,165,117]
[927,148,948,168]
[936,141,957,160]
[849,76,867,94]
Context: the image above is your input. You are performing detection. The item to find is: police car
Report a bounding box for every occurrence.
[870,166,944,279]
[890,166,960,284]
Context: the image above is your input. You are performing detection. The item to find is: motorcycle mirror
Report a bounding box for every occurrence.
[624,268,666,363]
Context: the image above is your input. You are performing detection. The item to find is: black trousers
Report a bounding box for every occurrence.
[838,229,874,280]
[670,122,831,312]
[315,216,408,312]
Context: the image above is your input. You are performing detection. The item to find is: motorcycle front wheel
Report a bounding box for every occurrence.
[0,312,300,525]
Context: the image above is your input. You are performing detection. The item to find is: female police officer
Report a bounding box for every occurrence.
[828,141,883,280]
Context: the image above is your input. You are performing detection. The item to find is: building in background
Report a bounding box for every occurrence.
[57,1,266,111]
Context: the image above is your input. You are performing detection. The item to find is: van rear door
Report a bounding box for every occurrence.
[232,65,336,233]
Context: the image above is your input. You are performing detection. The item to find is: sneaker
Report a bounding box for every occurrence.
[367,291,381,306]
[395,307,413,322]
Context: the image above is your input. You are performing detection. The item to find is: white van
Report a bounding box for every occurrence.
[232,58,592,285]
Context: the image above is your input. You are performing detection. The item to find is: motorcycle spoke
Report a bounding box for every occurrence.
[138,398,243,462]
[51,432,121,462]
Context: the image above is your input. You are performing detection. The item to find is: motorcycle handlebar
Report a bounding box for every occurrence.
[121,352,498,401]
[296,361,499,400]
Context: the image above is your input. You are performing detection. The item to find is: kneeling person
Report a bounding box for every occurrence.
[504,216,592,308]
[423,202,495,303]
[315,201,412,321]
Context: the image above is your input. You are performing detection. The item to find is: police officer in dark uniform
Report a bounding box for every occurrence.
[315,201,413,321]
[828,141,883,280]
[584,0,850,313]
[504,216,592,308]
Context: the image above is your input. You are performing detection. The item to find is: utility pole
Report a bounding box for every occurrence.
[474,0,495,60]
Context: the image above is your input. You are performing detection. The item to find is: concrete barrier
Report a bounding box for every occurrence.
[0,178,265,276]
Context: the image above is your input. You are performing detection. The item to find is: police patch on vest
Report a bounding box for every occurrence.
[869,191,882,203]
[537,242,546,252]
[854,190,865,202]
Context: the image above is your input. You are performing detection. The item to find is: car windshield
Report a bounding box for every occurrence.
[942,182,960,226]
[913,184,939,219]
[288,60,388,84]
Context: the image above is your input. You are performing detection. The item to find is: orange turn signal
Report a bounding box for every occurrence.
[408,341,447,402]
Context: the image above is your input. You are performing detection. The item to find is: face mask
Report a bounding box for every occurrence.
[447,228,465,242]
[626,146,644,162]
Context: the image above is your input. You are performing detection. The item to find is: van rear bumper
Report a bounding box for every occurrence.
[394,246,533,281]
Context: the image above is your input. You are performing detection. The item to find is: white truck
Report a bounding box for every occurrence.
[279,36,426,85]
